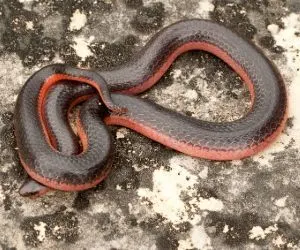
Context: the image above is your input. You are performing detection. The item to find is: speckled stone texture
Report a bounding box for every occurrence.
[0,0,299,249]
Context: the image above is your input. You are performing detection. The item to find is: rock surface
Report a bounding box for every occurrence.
[0,0,299,249]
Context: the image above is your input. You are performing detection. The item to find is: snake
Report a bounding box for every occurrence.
[13,19,288,194]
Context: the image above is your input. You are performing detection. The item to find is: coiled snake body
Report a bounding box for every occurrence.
[14,20,288,194]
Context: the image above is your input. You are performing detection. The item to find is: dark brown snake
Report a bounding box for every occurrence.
[13,19,288,194]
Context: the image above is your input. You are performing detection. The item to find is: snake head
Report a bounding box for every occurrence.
[19,178,51,198]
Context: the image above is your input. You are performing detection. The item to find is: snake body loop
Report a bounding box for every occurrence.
[14,19,288,191]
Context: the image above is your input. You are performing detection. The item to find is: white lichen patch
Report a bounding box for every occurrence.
[274,196,288,207]
[171,69,183,79]
[223,224,229,233]
[116,128,128,139]
[137,160,198,224]
[154,68,205,116]
[249,226,267,240]
[137,156,224,225]
[198,166,208,179]
[33,222,47,242]
[273,235,286,247]
[71,35,95,61]
[179,225,212,250]
[169,155,202,173]
[226,170,252,197]
[69,9,87,31]
[0,161,12,173]
[90,202,108,214]
[25,21,34,30]
[197,0,215,18]
[275,207,296,225]
[183,89,199,100]
[52,225,62,239]
[191,226,212,249]
[0,185,4,203]
[0,217,26,249]
[249,224,278,240]
[132,163,150,172]
[198,197,224,211]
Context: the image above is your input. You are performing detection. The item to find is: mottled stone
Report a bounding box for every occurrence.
[0,0,299,249]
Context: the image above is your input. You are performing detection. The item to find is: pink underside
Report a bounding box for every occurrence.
[104,112,287,161]
[20,155,112,191]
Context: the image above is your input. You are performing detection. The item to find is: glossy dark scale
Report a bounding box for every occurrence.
[44,82,95,155]
[14,66,114,187]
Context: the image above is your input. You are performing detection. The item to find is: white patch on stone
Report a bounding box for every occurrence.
[132,164,150,172]
[287,242,298,249]
[178,225,212,250]
[0,185,4,203]
[52,225,61,239]
[116,128,127,139]
[1,163,12,173]
[138,156,224,224]
[91,203,106,214]
[197,0,215,19]
[249,224,278,240]
[274,196,288,207]
[71,36,94,60]
[169,155,201,173]
[25,21,34,30]
[52,53,64,64]
[223,224,229,233]
[69,9,87,31]
[268,24,280,34]
[191,225,212,249]
[178,238,193,250]
[231,160,243,166]
[159,68,206,112]
[184,89,198,100]
[171,69,183,80]
[34,222,47,242]
[264,224,278,234]
[249,226,266,240]
[137,157,198,224]
[273,235,286,247]
[198,166,208,179]
[227,175,251,196]
[53,225,60,233]
[198,197,224,211]
[275,207,295,225]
